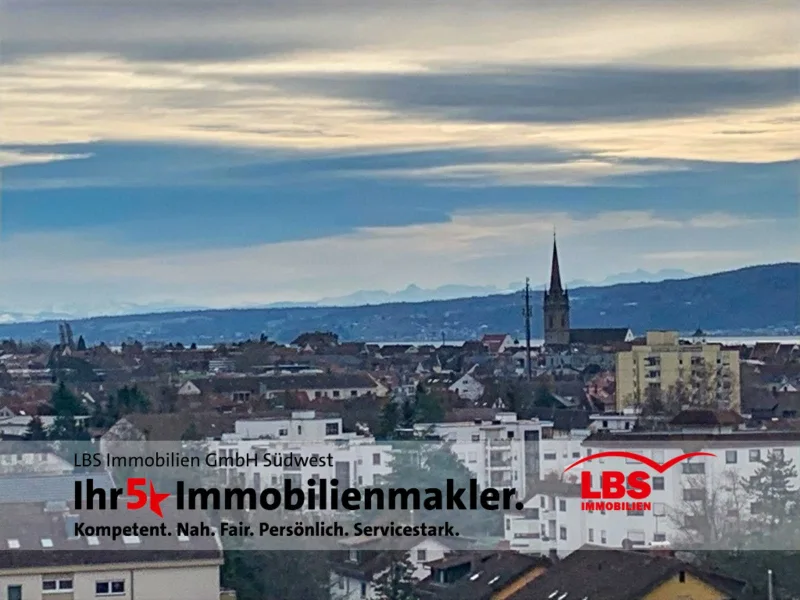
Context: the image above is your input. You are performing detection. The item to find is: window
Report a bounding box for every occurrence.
[749,449,761,462]
[505,518,511,530]
[278,428,288,436]
[351,390,358,396]
[652,449,664,462]
[600,530,607,544]
[467,452,477,463]
[297,426,302,435]
[543,453,557,460]
[682,462,705,474]
[7,586,22,600]
[7,539,19,549]
[361,582,367,597]
[471,434,480,442]
[726,450,738,464]
[654,533,667,542]
[540,497,546,508]
[654,503,666,517]
[652,476,665,491]
[588,528,594,542]
[40,538,53,548]
[683,488,705,502]
[43,578,73,592]
[372,453,381,465]
[559,499,566,512]
[314,391,322,398]
[416,549,427,561]
[95,581,126,596]
[626,453,642,464]
[572,452,580,458]
[559,526,567,540]
[679,570,686,583]
[325,423,340,436]
[627,507,644,516]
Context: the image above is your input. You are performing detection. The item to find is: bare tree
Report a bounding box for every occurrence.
[668,469,749,550]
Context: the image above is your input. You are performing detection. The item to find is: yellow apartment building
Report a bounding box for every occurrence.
[615,331,741,412]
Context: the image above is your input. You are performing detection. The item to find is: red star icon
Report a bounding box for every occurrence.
[148,481,170,518]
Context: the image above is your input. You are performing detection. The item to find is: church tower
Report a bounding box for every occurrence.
[543,233,570,346]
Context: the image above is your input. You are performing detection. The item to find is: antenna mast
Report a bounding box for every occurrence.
[523,278,533,381]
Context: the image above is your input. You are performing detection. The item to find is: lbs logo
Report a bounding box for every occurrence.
[563,451,716,512]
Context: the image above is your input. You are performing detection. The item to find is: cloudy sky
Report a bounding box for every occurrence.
[1,0,798,316]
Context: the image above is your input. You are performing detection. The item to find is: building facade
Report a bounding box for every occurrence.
[615,330,741,411]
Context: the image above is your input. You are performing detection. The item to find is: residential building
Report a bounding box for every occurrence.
[504,481,585,557]
[259,373,387,400]
[0,501,224,600]
[507,546,748,600]
[448,368,486,401]
[579,429,800,550]
[417,413,553,498]
[615,330,742,411]
[481,334,514,355]
[415,551,550,600]
[330,536,470,600]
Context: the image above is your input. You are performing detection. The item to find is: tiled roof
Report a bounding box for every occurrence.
[669,409,745,427]
[569,328,631,345]
[416,551,550,600]
[258,373,378,391]
[507,547,746,600]
[0,500,221,570]
[0,472,114,504]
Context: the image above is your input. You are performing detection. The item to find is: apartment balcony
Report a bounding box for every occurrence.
[486,438,512,448]
[487,458,512,469]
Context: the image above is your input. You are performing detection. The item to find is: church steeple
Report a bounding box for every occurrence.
[543,230,570,346]
[549,232,563,293]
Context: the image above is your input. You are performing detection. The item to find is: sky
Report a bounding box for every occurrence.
[0,0,798,317]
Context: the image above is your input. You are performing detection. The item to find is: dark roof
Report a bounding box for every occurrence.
[258,373,378,391]
[583,429,800,446]
[116,412,241,440]
[417,551,550,600]
[0,472,114,504]
[508,547,747,600]
[0,500,221,570]
[529,407,591,431]
[441,408,499,423]
[669,409,745,427]
[569,328,631,345]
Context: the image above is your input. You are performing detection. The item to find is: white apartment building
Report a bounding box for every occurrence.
[215,413,393,507]
[504,480,585,557]
[417,413,555,499]
[512,428,800,559]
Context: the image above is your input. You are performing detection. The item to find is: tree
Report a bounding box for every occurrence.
[76,335,87,351]
[48,415,91,441]
[49,382,87,416]
[378,401,400,440]
[373,554,418,600]
[24,416,48,441]
[740,451,799,543]
[668,469,748,549]
[400,397,416,429]
[414,386,444,423]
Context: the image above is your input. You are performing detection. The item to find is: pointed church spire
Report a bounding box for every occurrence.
[549,230,563,293]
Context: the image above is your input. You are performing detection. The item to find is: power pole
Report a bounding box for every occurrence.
[523,278,533,381]
[767,569,774,600]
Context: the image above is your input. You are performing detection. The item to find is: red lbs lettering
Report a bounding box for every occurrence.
[580,470,652,500]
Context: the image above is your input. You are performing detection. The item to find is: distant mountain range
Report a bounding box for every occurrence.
[0,264,796,344]
[0,269,696,322]
[260,269,695,308]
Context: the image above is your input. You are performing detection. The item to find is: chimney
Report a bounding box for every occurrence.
[64,514,80,540]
